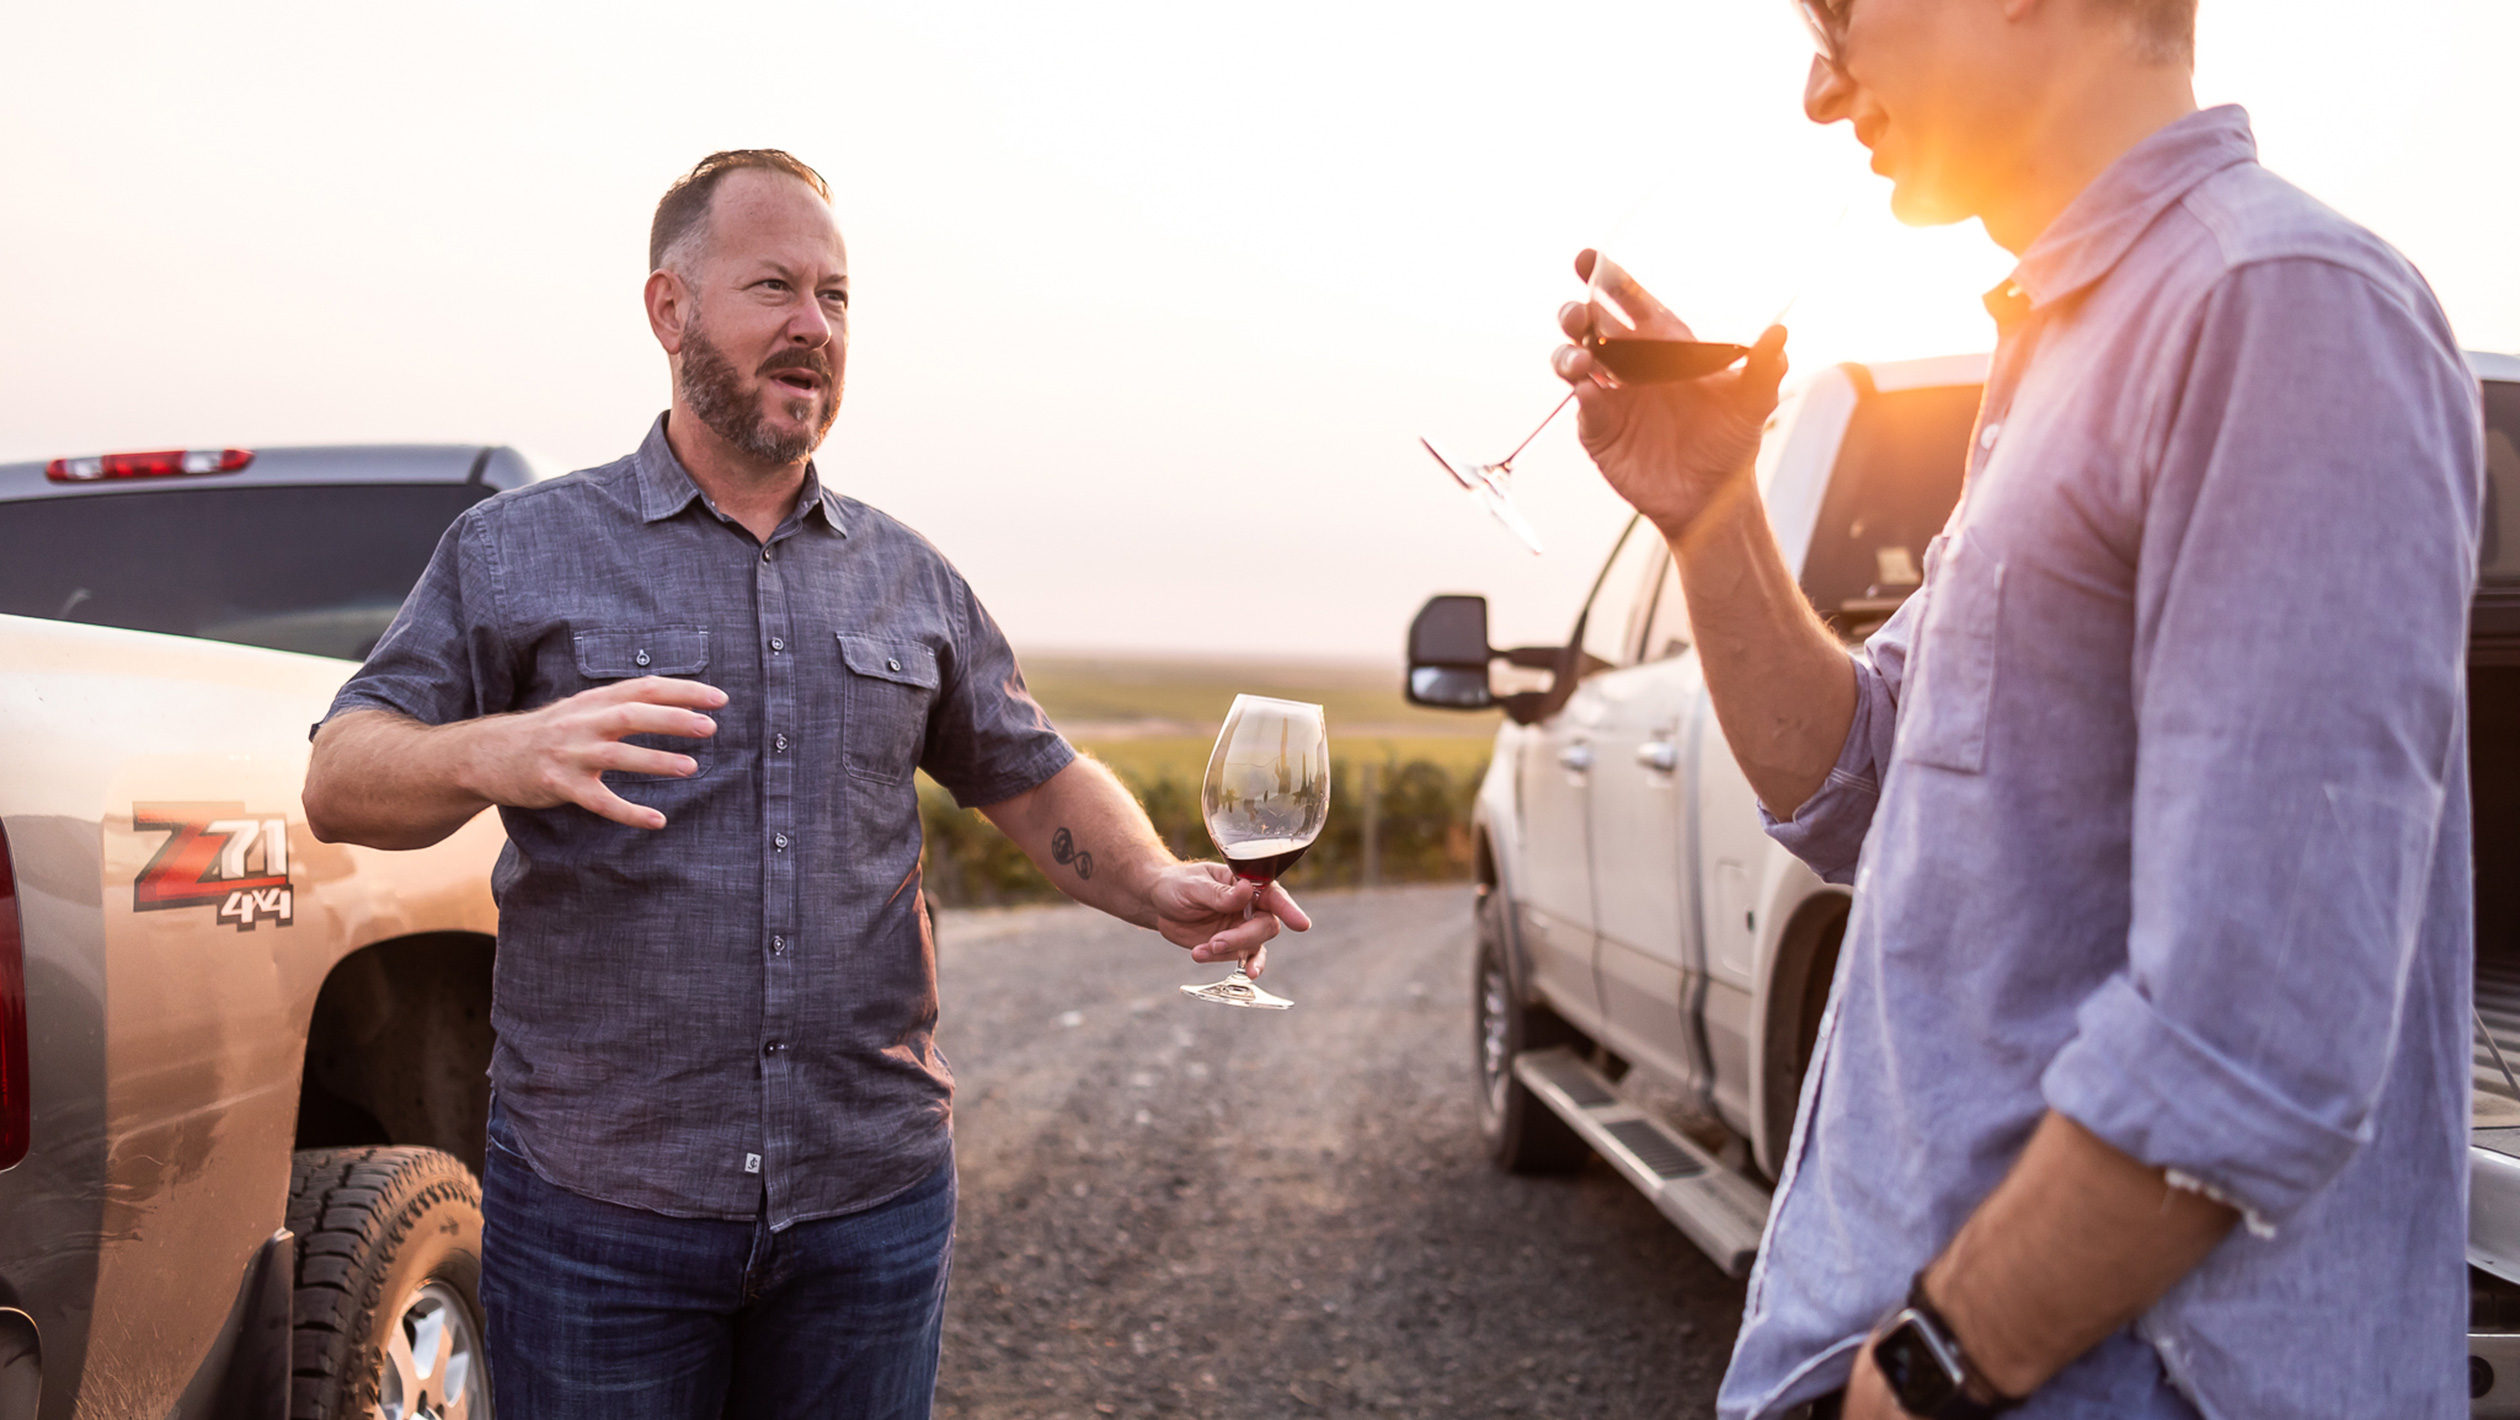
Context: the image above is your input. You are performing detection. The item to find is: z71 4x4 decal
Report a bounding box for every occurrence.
[133,807,295,930]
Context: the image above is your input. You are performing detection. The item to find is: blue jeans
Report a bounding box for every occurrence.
[480,1110,955,1419]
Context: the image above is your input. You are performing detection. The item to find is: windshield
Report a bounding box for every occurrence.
[0,484,491,661]
[2484,381,2520,585]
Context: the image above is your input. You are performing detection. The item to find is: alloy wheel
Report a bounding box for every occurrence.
[375,1280,486,1420]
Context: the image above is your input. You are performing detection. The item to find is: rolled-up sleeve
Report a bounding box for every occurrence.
[920,571,1076,808]
[317,506,516,734]
[1761,577,1920,885]
[2040,258,2481,1226]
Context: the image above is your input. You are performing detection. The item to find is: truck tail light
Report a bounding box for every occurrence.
[45,448,254,483]
[0,821,25,1170]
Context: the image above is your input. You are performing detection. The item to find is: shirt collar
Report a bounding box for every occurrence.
[632,412,850,536]
[1988,104,2259,328]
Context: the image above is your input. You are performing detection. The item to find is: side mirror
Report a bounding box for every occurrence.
[1405,595,1495,710]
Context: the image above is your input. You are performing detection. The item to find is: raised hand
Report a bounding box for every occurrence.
[1552,250,1791,542]
[465,676,728,830]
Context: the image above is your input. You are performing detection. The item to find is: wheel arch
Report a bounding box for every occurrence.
[295,931,496,1178]
[1751,888,1851,1179]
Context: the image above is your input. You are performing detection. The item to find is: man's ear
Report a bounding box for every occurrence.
[645,268,691,356]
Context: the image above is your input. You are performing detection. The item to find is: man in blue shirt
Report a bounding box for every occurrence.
[303,150,1309,1416]
[1559,3,2481,1417]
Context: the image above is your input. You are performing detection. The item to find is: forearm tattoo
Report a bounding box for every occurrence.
[1049,826,1094,881]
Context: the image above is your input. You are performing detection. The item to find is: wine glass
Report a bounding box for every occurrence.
[1420,118,1863,554]
[1183,694,1329,1011]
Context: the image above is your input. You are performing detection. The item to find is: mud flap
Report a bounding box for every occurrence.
[212,1229,294,1419]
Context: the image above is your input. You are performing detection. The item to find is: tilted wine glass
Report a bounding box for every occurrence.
[1420,127,1856,555]
[1183,695,1329,1011]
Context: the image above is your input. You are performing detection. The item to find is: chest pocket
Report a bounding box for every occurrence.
[839,635,941,784]
[1894,530,2005,775]
[573,627,715,779]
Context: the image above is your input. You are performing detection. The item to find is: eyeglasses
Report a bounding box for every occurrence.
[1794,0,1850,64]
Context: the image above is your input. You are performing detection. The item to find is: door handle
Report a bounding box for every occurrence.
[1557,742,1595,773]
[1635,739,1678,773]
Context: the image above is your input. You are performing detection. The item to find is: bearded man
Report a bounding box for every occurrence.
[301,149,1307,1416]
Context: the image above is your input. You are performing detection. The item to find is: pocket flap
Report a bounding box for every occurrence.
[838,635,940,690]
[575,627,711,678]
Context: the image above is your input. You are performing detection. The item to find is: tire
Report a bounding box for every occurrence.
[287,1146,491,1420]
[1472,887,1593,1174]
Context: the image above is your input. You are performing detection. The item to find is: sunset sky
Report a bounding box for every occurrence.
[9,1,2514,658]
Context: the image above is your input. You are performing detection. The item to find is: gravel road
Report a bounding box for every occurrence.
[933,883,1747,1420]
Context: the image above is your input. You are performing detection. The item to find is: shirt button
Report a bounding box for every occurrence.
[634,649,651,667]
[770,935,787,955]
[770,636,785,653]
[763,1041,785,1056]
[774,831,789,850]
[1979,422,2003,450]
[886,657,902,672]
[762,548,772,563]
[774,733,789,752]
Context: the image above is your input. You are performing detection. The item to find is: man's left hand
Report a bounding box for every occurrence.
[1148,862,1311,977]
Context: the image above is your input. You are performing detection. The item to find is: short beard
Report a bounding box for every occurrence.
[677,315,840,465]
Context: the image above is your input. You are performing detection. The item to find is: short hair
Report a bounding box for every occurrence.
[649,149,832,272]
[2101,0,2197,65]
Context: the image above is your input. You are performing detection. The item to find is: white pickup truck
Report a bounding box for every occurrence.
[0,444,534,1419]
[1406,350,2520,1413]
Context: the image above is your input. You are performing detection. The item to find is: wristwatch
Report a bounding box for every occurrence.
[1867,1272,2022,1419]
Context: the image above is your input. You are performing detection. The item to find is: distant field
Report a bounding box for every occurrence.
[1077,733,1496,788]
[1019,653,1501,745]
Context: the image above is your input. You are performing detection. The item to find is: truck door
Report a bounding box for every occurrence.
[1513,519,1662,1037]
[1587,551,1711,1090]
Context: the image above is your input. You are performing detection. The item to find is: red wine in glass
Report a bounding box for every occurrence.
[1189,695,1328,1011]
[1222,838,1312,883]
[1583,334,1751,383]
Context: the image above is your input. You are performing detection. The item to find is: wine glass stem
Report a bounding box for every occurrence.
[1498,388,1579,470]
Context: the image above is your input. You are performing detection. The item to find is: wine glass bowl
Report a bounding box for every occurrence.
[1184,694,1329,1010]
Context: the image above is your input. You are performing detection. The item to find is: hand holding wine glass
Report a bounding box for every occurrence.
[1554,250,1793,543]
[1185,695,1330,1010]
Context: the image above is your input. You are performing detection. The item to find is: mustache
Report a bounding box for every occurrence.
[758,348,835,383]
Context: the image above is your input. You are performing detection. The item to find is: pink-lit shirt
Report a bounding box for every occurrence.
[1727,107,2485,1418]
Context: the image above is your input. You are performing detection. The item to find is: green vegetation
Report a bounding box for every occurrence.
[917,655,1501,907]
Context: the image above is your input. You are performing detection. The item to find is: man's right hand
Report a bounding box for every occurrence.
[460,677,727,831]
[1552,250,1791,544]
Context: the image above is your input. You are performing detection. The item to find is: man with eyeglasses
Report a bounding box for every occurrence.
[1560,2,2480,1418]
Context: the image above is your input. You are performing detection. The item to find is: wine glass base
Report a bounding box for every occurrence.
[1180,971,1293,1010]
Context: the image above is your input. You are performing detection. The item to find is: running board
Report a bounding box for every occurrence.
[1514,1047,1772,1277]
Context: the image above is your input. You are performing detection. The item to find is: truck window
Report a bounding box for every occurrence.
[1576,516,1666,678]
[0,483,493,661]
[1638,556,1691,662]
[2484,380,2520,586]
[1799,382,1983,641]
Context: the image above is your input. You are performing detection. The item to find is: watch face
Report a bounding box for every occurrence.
[1874,1312,1966,1415]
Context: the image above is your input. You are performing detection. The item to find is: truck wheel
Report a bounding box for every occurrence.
[287,1146,491,1420]
[1473,889,1592,1174]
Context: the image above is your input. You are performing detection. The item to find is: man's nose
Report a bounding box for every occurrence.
[785,298,835,347]
[1804,52,1854,125]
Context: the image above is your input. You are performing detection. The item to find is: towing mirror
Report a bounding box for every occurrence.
[1406,595,1495,710]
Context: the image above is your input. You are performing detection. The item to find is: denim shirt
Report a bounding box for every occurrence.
[322,415,1074,1226]
[1723,108,2484,1418]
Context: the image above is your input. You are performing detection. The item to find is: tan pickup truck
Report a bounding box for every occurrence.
[0,444,538,1418]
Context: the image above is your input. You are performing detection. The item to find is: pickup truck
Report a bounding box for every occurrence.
[0,444,534,1418]
[1406,350,2520,1413]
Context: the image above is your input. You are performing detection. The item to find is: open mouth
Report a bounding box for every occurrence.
[769,371,824,397]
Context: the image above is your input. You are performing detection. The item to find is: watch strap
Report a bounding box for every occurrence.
[1878,1272,2023,1419]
